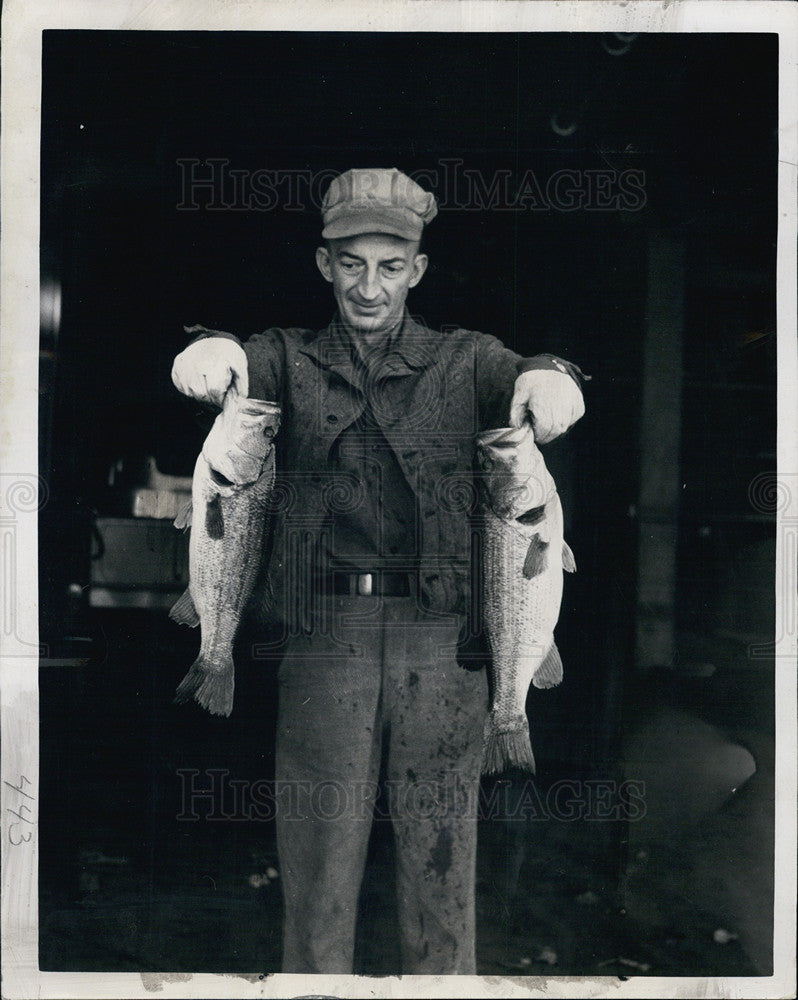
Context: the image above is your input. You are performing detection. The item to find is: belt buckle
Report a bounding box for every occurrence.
[357,573,373,596]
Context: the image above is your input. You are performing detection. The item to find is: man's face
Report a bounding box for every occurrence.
[315,233,428,339]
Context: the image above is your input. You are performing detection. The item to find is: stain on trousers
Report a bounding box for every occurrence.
[275,595,488,974]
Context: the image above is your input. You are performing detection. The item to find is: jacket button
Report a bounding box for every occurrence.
[326,414,338,423]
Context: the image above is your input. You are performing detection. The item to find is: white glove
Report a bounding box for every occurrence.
[171,337,249,407]
[509,369,585,443]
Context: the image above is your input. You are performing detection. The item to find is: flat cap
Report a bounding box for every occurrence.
[321,167,438,241]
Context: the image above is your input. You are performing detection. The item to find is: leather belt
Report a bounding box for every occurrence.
[329,571,413,597]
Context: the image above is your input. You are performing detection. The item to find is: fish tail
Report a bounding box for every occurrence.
[482,718,536,776]
[562,540,577,573]
[174,654,234,717]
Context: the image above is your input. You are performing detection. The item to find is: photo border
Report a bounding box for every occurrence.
[2,2,796,997]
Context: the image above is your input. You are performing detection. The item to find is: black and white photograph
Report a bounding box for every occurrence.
[1,2,796,998]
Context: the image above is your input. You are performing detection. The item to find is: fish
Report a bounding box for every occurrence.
[170,389,281,717]
[475,422,576,775]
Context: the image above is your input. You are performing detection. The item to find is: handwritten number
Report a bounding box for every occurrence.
[5,776,36,846]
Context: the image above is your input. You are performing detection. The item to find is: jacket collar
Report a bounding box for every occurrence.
[298,310,437,383]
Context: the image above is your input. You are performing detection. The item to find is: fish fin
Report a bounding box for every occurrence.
[174,498,193,531]
[482,718,536,776]
[169,588,200,628]
[205,493,224,539]
[522,533,549,578]
[261,575,275,613]
[533,643,563,689]
[174,654,234,717]
[562,540,577,573]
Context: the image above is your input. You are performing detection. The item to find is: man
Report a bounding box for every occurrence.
[172,167,586,975]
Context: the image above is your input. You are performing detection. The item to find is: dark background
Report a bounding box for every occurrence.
[38,30,777,977]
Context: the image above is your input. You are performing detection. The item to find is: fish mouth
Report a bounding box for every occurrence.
[476,424,534,450]
[236,398,281,420]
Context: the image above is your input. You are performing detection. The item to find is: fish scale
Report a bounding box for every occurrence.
[476,423,575,775]
[170,391,281,717]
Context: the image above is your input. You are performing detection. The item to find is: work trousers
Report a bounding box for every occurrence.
[275,595,489,974]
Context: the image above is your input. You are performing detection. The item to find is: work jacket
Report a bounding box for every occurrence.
[189,311,583,636]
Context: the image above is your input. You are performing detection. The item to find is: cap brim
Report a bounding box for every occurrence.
[321,206,424,242]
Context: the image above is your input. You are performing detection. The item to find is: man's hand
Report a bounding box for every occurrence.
[509,369,585,443]
[171,337,249,407]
